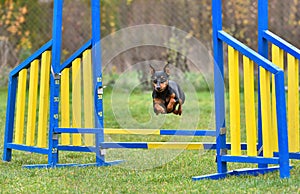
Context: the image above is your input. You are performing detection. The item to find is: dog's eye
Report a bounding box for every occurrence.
[152,79,157,84]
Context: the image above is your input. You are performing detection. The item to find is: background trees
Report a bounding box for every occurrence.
[0,0,299,86]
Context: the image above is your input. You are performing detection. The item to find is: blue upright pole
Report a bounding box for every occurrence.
[91,0,105,165]
[48,0,64,167]
[275,72,290,178]
[257,0,269,169]
[258,0,290,178]
[258,0,269,58]
[2,75,18,161]
[212,0,227,174]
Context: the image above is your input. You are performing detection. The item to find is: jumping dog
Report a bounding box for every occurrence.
[150,64,185,115]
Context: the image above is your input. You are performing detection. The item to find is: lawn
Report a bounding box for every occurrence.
[0,88,299,193]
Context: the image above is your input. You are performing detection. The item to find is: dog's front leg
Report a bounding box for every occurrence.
[167,93,176,113]
[153,98,166,114]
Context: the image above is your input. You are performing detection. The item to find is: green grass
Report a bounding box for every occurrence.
[0,88,299,193]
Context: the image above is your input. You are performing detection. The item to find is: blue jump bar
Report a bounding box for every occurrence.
[273,152,300,160]
[23,161,123,169]
[55,128,216,136]
[10,40,52,77]
[7,143,48,154]
[288,153,300,160]
[99,143,248,150]
[218,30,281,74]
[100,142,217,149]
[54,127,103,134]
[159,130,216,136]
[60,39,92,71]
[58,145,96,152]
[263,30,300,59]
[221,155,279,165]
[101,142,149,149]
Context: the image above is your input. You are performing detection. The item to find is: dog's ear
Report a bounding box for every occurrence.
[150,64,155,75]
[163,63,170,75]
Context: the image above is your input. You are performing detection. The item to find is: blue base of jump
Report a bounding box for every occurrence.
[22,160,123,169]
[273,152,300,160]
[192,166,283,181]
[289,153,300,160]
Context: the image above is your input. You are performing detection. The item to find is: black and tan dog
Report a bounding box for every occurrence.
[150,64,185,115]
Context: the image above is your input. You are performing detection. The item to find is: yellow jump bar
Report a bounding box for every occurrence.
[147,142,204,150]
[104,128,160,135]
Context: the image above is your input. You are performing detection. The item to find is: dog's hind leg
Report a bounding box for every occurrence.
[173,99,183,115]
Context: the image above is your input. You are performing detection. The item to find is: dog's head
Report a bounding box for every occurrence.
[150,64,170,92]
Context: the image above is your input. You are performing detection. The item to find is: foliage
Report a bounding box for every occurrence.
[2,0,300,86]
[0,0,28,38]
[0,0,30,64]
[100,0,122,36]
[21,0,52,54]
[165,28,189,72]
[223,0,257,49]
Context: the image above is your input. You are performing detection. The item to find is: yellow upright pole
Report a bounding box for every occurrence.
[14,69,28,144]
[260,67,272,157]
[26,60,40,146]
[72,58,82,145]
[271,45,284,152]
[37,51,51,148]
[287,54,299,152]
[83,50,94,146]
[61,68,70,145]
[243,56,257,156]
[228,46,241,156]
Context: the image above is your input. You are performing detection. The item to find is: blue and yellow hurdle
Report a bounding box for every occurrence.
[2,0,299,180]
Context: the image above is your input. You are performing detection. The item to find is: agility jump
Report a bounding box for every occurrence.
[2,0,299,180]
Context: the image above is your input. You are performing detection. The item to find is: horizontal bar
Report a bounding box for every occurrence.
[101,142,148,149]
[23,161,123,169]
[58,145,96,152]
[193,166,281,181]
[101,142,213,150]
[218,30,281,74]
[105,128,216,136]
[7,143,48,154]
[148,142,204,150]
[55,128,102,134]
[10,40,52,77]
[55,128,216,136]
[56,142,248,151]
[289,153,300,160]
[7,141,249,153]
[23,163,98,169]
[104,128,160,135]
[273,152,300,160]
[59,142,218,150]
[60,39,92,71]
[263,30,300,59]
[220,155,279,164]
[160,129,216,136]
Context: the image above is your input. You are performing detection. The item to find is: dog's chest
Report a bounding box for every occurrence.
[153,87,173,103]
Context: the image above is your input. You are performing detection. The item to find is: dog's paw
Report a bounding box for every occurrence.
[173,109,182,116]
[178,110,182,116]
[167,107,173,113]
[154,104,166,115]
